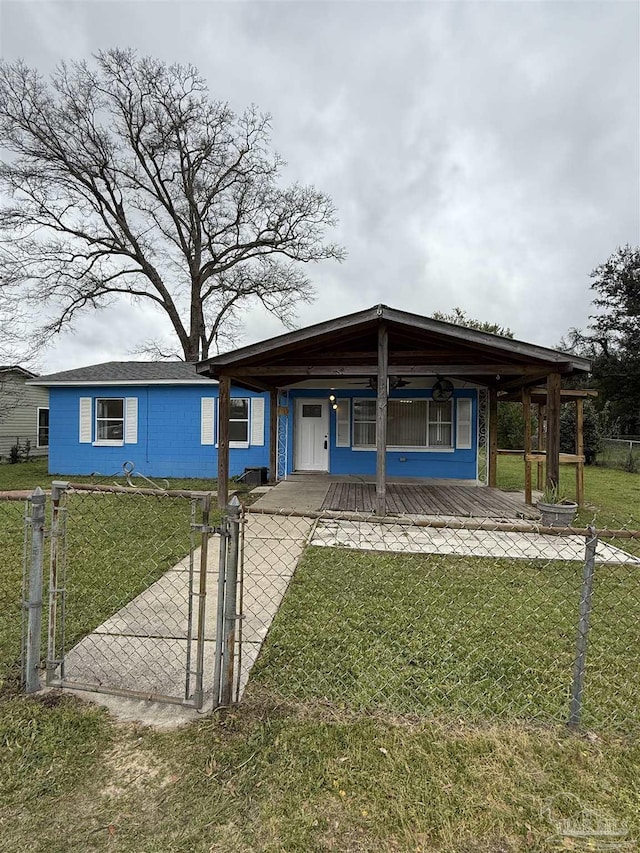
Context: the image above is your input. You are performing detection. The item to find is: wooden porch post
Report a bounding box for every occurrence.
[217,375,230,509]
[523,388,532,505]
[376,322,388,515]
[537,403,545,491]
[576,397,585,507]
[546,372,561,491]
[269,388,278,482]
[488,388,498,487]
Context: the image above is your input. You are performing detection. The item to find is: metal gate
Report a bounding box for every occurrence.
[45,482,220,709]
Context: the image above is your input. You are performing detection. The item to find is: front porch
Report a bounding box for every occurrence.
[250,475,539,519]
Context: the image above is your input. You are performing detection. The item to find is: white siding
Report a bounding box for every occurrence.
[0,371,49,457]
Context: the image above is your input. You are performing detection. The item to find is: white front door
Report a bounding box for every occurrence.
[294,399,329,471]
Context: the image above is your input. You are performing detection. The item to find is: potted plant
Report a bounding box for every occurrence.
[537,485,578,528]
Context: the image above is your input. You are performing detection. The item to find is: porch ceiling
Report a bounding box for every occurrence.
[197,305,591,393]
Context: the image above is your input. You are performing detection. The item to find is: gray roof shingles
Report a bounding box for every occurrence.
[30,361,216,384]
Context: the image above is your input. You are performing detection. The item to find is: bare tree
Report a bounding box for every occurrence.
[0,50,344,361]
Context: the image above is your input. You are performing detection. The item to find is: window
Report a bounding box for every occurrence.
[352,398,454,449]
[96,398,124,443]
[37,407,49,448]
[428,401,453,447]
[353,399,376,447]
[229,398,249,446]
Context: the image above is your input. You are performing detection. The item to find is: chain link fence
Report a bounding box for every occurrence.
[0,494,35,692]
[598,437,640,471]
[1,485,639,732]
[45,482,219,707]
[241,509,640,732]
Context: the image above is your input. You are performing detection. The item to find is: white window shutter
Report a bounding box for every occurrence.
[125,397,138,444]
[201,397,215,445]
[456,398,473,449]
[336,399,351,447]
[250,397,265,446]
[79,397,92,443]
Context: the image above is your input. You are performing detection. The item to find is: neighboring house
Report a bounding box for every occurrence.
[29,362,269,479]
[0,366,49,460]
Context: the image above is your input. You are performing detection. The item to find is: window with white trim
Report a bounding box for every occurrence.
[229,398,250,446]
[37,407,49,448]
[95,398,124,443]
[352,398,454,449]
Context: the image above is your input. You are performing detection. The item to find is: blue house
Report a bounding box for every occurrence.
[196,304,591,512]
[29,362,270,479]
[31,306,590,509]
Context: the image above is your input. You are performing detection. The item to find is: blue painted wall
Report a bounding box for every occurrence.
[286,388,478,480]
[48,383,478,481]
[48,384,270,479]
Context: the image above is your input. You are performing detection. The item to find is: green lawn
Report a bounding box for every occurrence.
[251,547,639,731]
[0,461,223,692]
[496,454,640,527]
[0,456,219,493]
[1,458,639,851]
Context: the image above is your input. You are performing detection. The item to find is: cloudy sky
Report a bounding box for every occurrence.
[1,0,638,371]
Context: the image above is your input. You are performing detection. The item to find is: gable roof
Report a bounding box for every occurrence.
[0,365,38,379]
[28,361,217,387]
[197,304,591,391]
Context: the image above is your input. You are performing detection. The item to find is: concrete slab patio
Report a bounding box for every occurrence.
[310,519,640,564]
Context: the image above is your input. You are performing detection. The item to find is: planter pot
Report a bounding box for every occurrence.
[537,501,578,528]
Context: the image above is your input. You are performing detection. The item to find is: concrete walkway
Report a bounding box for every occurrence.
[59,512,313,726]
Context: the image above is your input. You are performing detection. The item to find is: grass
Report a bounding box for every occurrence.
[1,459,639,851]
[0,456,219,493]
[496,454,640,527]
[251,547,639,731]
[0,460,226,692]
[1,694,639,852]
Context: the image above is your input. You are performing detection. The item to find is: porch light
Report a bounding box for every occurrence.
[332,403,338,410]
[329,394,336,401]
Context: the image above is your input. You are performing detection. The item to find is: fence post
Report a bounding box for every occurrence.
[192,493,210,710]
[47,481,68,685]
[220,494,242,707]
[568,525,597,728]
[24,486,46,693]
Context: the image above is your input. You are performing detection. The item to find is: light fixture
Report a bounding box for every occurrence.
[329,394,336,402]
[332,403,338,410]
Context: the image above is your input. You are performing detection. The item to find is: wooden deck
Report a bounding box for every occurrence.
[320,482,538,519]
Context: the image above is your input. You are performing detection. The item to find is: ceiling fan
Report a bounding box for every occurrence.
[347,375,411,391]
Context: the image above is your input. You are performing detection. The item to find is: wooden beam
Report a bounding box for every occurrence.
[217,376,230,509]
[523,388,532,505]
[488,388,498,487]
[219,363,561,378]
[376,323,388,516]
[576,398,584,507]
[497,371,555,393]
[546,372,561,490]
[537,403,545,491]
[269,388,278,482]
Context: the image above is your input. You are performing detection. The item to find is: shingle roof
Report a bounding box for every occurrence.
[29,361,217,385]
[0,365,37,378]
